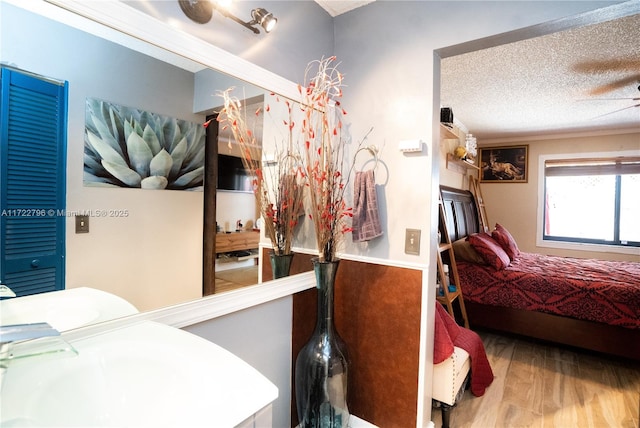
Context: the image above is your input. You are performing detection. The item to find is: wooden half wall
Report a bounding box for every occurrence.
[262,250,425,427]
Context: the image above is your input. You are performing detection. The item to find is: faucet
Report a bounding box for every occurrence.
[0,322,61,346]
[0,322,77,382]
[0,284,16,298]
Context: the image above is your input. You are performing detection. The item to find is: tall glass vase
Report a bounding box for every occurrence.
[295,259,350,427]
[269,252,294,279]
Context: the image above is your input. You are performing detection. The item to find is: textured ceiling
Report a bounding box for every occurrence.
[441,13,640,141]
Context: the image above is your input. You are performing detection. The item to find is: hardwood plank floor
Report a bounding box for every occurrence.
[214,265,258,293]
[432,331,640,428]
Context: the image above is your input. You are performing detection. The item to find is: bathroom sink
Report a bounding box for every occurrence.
[0,287,138,331]
[1,321,278,427]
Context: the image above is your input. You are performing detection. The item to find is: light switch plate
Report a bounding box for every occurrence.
[399,139,424,153]
[405,228,421,255]
[75,215,89,233]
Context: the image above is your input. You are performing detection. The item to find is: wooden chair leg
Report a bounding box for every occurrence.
[441,404,452,428]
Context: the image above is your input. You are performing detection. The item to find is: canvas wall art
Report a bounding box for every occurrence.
[84,98,205,190]
[479,145,528,183]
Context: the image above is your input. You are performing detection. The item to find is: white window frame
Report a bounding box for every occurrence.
[536,149,640,256]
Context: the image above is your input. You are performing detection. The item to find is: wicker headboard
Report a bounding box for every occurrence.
[439,185,480,242]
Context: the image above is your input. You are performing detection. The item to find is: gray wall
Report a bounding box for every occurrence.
[125,0,336,84]
[183,296,293,428]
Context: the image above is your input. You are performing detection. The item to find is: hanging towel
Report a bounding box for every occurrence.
[352,169,383,242]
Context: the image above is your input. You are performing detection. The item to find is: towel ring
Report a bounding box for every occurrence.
[279,152,302,166]
[355,145,379,172]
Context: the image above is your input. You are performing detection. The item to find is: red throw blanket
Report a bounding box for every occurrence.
[434,303,494,396]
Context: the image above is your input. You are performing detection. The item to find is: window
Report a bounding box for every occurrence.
[543,156,640,248]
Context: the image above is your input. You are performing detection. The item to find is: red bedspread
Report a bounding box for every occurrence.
[457,252,640,329]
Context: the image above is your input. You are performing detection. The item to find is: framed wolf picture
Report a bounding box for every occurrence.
[479,145,528,183]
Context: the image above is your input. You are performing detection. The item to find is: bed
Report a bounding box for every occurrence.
[440,185,640,360]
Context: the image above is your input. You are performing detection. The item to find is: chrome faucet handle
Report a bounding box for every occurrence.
[0,284,16,298]
[1,323,77,370]
[0,322,60,345]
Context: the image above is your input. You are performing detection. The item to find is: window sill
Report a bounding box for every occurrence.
[536,238,640,256]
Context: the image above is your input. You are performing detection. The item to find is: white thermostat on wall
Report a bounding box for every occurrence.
[399,139,424,153]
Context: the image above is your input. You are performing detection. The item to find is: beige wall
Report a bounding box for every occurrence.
[477,132,639,262]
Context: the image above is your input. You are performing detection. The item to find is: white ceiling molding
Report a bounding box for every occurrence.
[314,0,375,17]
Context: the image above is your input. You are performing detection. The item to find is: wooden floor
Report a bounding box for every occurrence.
[432,331,640,428]
[214,265,259,293]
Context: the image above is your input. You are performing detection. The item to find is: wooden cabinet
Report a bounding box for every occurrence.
[216,231,260,254]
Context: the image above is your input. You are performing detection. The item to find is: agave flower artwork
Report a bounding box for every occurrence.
[215,89,305,256]
[84,98,205,190]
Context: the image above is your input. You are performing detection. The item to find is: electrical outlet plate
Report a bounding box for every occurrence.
[405,228,421,255]
[75,215,89,233]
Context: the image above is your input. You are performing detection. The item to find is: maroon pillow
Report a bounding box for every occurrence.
[468,233,510,270]
[491,223,520,261]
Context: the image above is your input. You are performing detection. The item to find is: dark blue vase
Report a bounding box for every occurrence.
[295,259,350,427]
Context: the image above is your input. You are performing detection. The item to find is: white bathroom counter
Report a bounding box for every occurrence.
[1,320,277,427]
[0,287,139,331]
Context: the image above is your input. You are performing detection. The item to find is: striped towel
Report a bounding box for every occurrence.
[352,169,383,242]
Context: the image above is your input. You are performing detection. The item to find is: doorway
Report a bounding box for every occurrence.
[0,67,67,297]
[203,113,218,296]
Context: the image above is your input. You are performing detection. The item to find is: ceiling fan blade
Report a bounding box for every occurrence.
[573,59,640,74]
[578,97,640,102]
[592,103,640,119]
[582,97,640,101]
[589,75,640,96]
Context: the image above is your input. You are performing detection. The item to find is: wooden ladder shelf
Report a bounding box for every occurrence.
[437,195,470,328]
[469,175,489,233]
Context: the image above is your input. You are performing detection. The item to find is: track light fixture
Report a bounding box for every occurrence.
[178,0,277,34]
[250,8,277,33]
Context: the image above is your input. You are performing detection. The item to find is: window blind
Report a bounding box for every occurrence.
[545,157,640,177]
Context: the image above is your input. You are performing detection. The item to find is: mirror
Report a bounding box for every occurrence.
[0,0,311,325]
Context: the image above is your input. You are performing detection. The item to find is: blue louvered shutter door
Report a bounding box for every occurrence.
[0,67,68,296]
